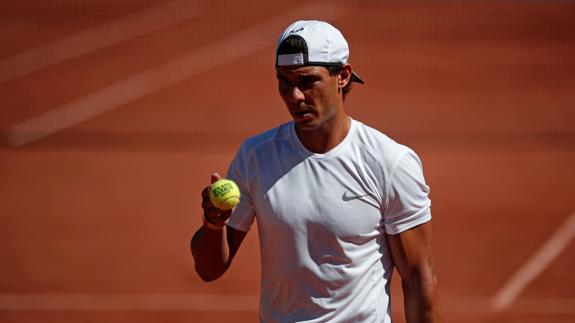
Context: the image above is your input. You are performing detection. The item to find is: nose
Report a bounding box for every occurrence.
[289,85,305,102]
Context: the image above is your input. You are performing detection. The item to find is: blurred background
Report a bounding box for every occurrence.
[1,1,574,322]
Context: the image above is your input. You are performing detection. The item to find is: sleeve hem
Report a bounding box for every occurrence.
[384,213,431,235]
[227,220,251,233]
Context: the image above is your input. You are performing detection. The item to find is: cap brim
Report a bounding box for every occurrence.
[351,71,364,84]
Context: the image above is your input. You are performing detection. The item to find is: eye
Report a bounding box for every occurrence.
[298,76,319,89]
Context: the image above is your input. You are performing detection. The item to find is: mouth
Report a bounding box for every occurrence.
[291,106,316,116]
[293,111,313,116]
[292,110,315,121]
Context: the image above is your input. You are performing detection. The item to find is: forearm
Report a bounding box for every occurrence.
[402,271,442,323]
[190,225,230,282]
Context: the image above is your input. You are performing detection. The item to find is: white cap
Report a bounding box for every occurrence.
[276,20,364,84]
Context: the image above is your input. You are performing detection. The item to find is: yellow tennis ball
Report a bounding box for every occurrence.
[209,179,241,210]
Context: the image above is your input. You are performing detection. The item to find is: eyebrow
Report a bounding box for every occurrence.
[300,74,320,79]
[276,70,321,79]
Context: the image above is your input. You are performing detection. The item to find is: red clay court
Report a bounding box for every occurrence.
[1,1,574,322]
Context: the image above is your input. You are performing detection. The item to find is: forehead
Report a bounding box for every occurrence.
[276,65,327,77]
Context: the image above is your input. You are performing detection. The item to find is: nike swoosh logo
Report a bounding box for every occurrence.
[342,191,369,202]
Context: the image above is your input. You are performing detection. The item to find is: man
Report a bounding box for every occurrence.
[191,20,442,322]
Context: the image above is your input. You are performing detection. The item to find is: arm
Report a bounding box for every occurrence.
[190,173,248,282]
[191,223,247,282]
[387,221,443,323]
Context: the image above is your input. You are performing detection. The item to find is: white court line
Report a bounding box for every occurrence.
[4,1,351,147]
[0,0,204,84]
[491,211,575,311]
[0,294,259,311]
[507,297,575,315]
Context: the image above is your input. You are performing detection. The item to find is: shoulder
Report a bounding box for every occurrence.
[236,121,293,159]
[351,119,414,171]
[228,122,293,180]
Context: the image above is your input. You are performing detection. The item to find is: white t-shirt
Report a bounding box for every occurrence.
[227,118,431,323]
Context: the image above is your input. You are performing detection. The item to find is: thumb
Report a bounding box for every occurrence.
[211,172,222,184]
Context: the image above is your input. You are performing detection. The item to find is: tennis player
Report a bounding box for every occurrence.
[191,20,442,322]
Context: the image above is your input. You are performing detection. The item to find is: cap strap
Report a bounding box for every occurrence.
[277,53,305,66]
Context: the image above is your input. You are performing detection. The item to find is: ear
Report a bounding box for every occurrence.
[338,64,353,89]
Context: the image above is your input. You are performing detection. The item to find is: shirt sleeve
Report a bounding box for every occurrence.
[226,143,256,232]
[383,149,431,235]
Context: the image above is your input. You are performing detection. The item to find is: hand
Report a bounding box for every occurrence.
[201,173,233,227]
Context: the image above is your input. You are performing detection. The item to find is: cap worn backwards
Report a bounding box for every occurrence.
[276,20,364,84]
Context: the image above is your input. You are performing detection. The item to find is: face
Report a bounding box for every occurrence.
[276,65,343,131]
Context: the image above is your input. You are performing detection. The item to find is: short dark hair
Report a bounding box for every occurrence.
[326,65,353,100]
[277,36,353,100]
[276,35,308,58]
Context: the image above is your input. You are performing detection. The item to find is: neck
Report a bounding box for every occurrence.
[295,112,351,154]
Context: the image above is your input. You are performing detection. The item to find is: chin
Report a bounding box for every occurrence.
[294,119,322,131]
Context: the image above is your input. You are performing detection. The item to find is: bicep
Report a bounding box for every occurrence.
[387,221,435,284]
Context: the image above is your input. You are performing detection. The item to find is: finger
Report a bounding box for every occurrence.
[211,172,221,184]
[204,205,218,217]
[202,186,210,199]
[214,209,232,224]
[204,207,230,224]
[206,205,230,217]
[202,198,214,210]
[220,209,232,219]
